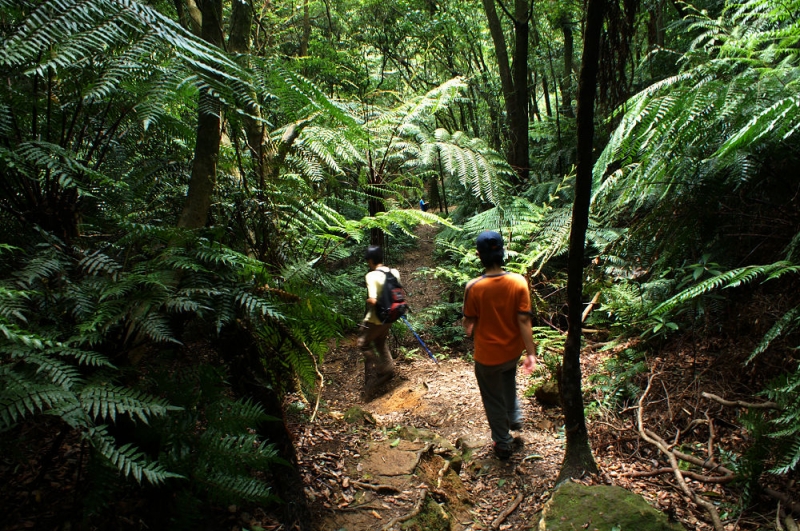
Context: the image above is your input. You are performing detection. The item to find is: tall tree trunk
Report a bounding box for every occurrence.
[557,0,604,485]
[178,0,224,229]
[228,0,267,185]
[560,21,575,117]
[480,0,529,183]
[299,0,311,56]
[542,72,552,117]
[511,0,530,181]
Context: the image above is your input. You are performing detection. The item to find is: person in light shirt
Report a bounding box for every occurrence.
[357,245,398,399]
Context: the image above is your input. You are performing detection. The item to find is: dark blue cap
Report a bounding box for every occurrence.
[476,231,504,255]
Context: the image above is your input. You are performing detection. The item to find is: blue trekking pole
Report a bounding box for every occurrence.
[400,315,438,364]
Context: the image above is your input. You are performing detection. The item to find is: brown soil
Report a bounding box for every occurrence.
[290,223,800,531]
[291,223,566,530]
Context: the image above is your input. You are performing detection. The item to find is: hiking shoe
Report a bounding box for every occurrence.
[363,371,395,400]
[493,441,513,460]
[494,436,524,461]
[510,421,523,431]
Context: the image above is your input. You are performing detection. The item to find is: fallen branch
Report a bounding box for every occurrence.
[380,488,428,531]
[582,291,602,323]
[352,480,402,494]
[670,448,734,477]
[491,492,524,529]
[701,392,779,410]
[638,376,724,531]
[624,467,735,484]
[765,488,800,515]
[304,341,324,423]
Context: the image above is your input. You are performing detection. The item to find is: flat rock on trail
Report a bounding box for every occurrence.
[290,224,566,530]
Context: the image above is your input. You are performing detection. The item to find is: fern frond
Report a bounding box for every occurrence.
[87,425,182,485]
[81,383,178,424]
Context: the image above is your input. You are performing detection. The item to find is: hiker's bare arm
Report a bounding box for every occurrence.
[463,316,476,338]
[517,313,538,374]
[366,297,376,306]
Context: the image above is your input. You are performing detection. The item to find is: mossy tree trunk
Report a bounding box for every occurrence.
[178,0,223,229]
[557,0,604,485]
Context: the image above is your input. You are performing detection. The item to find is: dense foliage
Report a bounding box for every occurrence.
[1,0,798,527]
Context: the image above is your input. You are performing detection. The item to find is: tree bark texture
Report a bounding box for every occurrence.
[557,0,604,485]
[510,0,530,181]
[178,0,224,229]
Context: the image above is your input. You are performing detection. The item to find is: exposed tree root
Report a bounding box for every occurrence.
[436,459,450,489]
[380,488,428,531]
[637,375,724,531]
[766,488,800,515]
[701,391,780,410]
[491,492,524,529]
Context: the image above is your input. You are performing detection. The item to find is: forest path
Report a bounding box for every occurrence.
[290,224,565,531]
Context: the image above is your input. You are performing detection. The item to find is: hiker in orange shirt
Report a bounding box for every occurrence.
[462,231,538,459]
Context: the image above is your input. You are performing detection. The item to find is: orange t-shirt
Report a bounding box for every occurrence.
[463,272,532,366]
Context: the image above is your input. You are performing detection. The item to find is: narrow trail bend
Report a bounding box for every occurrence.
[290,224,565,531]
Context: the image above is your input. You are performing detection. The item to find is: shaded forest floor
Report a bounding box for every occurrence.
[2,224,798,531]
[287,224,799,531]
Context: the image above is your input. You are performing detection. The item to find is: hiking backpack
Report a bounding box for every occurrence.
[376,270,409,323]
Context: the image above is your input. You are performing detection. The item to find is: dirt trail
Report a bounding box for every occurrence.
[291,224,565,530]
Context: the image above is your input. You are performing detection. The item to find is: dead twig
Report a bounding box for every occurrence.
[701,391,780,410]
[491,492,524,529]
[638,376,725,531]
[380,488,428,531]
[352,480,402,494]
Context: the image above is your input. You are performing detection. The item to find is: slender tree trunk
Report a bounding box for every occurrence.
[228,0,267,185]
[542,72,552,117]
[530,70,541,122]
[560,21,575,117]
[557,0,604,485]
[480,0,529,183]
[511,0,530,181]
[178,0,223,229]
[299,0,311,56]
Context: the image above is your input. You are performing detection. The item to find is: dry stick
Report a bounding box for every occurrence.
[701,391,780,410]
[705,412,715,460]
[637,376,725,531]
[624,467,736,484]
[581,291,602,323]
[491,492,524,530]
[303,341,324,423]
[351,480,402,494]
[380,488,428,531]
